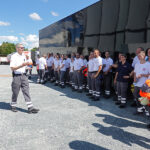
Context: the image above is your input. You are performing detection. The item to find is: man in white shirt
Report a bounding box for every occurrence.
[59,54,66,88]
[73,53,84,92]
[46,53,54,81]
[53,54,60,86]
[86,52,94,97]
[69,57,74,88]
[103,51,113,98]
[65,54,71,85]
[10,43,39,113]
[39,54,47,84]
[91,49,103,101]
[133,51,150,114]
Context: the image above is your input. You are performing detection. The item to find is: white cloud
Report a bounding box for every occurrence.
[26,34,38,42]
[20,34,39,49]
[0,36,18,42]
[29,13,42,21]
[19,33,25,36]
[51,11,59,17]
[0,21,10,26]
[0,34,39,49]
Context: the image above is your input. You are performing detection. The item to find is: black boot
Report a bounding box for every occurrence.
[119,103,126,108]
[86,93,92,96]
[130,101,137,107]
[28,107,40,114]
[115,101,121,105]
[11,106,18,112]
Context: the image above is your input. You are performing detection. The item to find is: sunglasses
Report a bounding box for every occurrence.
[18,47,25,49]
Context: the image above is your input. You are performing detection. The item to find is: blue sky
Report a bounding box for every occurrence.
[0,0,99,49]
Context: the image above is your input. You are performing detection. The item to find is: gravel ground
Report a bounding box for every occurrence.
[0,65,150,150]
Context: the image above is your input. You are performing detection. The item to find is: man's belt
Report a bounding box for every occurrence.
[13,73,26,77]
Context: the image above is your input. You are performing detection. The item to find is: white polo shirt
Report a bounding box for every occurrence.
[83,59,88,67]
[65,58,71,68]
[59,60,66,71]
[88,59,94,72]
[54,59,60,71]
[39,57,47,70]
[10,52,27,74]
[70,61,74,72]
[74,58,84,71]
[36,58,39,65]
[93,56,102,72]
[134,62,150,87]
[46,57,54,67]
[132,56,148,68]
[103,57,113,72]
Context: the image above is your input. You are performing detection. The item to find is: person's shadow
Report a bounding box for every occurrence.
[95,114,146,129]
[92,123,150,149]
[69,140,109,150]
[0,102,28,113]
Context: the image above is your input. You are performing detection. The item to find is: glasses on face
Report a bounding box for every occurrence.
[18,47,25,49]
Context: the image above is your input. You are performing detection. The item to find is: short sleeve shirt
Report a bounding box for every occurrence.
[117,62,133,82]
[70,61,74,72]
[46,57,53,67]
[134,62,150,87]
[54,59,60,71]
[88,59,94,72]
[65,58,71,68]
[10,52,26,74]
[39,57,47,69]
[103,57,113,72]
[74,58,84,71]
[59,60,66,71]
[93,56,102,71]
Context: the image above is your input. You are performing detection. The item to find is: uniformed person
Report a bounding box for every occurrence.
[65,54,71,85]
[133,51,150,114]
[103,51,113,98]
[69,57,75,88]
[46,53,53,81]
[73,53,84,93]
[91,49,103,101]
[10,43,39,113]
[54,54,60,86]
[86,52,94,97]
[38,54,47,84]
[114,54,133,108]
[59,54,66,88]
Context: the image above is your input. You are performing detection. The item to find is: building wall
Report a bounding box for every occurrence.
[39,0,150,55]
[39,47,77,56]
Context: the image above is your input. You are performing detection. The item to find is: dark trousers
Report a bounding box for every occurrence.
[39,69,45,81]
[88,72,93,94]
[65,68,70,84]
[92,72,101,98]
[60,71,66,86]
[69,72,74,86]
[54,71,59,84]
[26,69,32,76]
[133,86,144,112]
[48,66,53,79]
[74,70,83,90]
[11,74,33,108]
[117,81,128,104]
[104,72,112,95]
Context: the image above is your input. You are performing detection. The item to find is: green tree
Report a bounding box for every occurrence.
[30,47,38,52]
[0,42,16,56]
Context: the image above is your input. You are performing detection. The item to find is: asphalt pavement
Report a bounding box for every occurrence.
[0,65,150,150]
